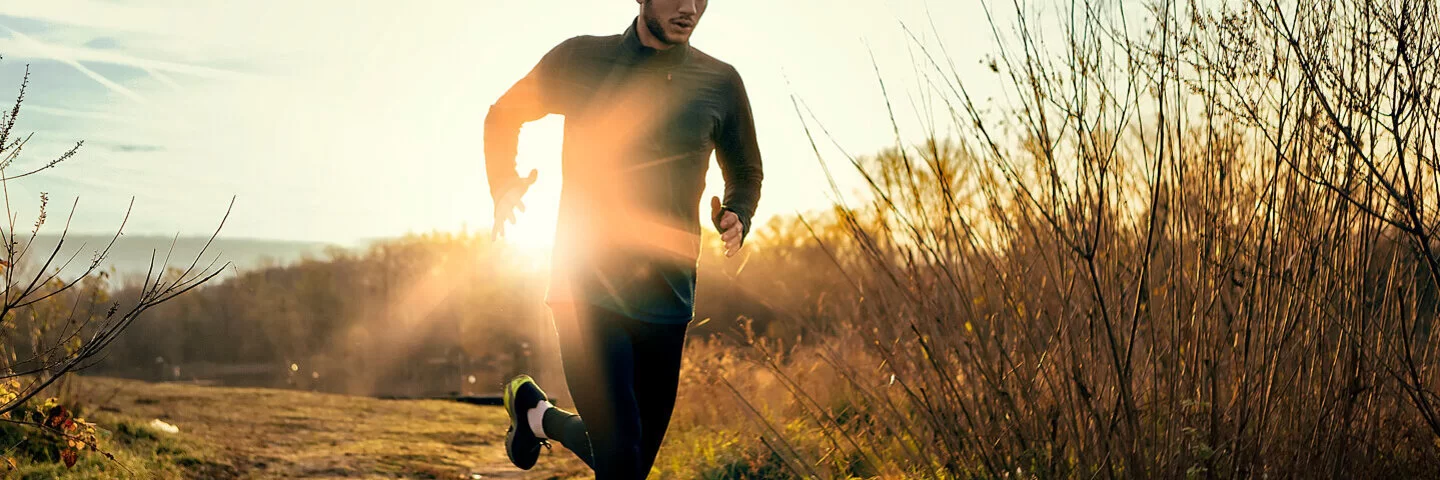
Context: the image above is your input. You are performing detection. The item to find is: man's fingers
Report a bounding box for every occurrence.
[720,213,738,229]
[491,173,535,242]
[710,197,724,225]
[504,188,525,204]
[722,223,743,259]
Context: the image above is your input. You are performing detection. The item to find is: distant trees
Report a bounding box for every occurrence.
[83,214,860,397]
[98,231,551,396]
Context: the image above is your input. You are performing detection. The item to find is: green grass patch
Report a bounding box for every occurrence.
[1,411,234,479]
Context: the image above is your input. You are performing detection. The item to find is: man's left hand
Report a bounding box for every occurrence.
[710,196,743,258]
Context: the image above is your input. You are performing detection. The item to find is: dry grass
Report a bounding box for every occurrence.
[51,376,589,479]
[657,0,1440,478]
[18,0,1440,478]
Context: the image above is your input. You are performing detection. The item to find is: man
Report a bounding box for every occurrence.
[482,0,763,478]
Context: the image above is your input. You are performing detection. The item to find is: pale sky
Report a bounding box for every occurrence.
[0,0,1001,249]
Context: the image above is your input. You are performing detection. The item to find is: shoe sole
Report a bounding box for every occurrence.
[504,375,537,470]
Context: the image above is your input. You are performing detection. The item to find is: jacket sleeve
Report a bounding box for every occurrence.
[714,67,764,241]
[484,39,572,199]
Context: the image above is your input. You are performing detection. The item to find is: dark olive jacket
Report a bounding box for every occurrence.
[485,19,763,324]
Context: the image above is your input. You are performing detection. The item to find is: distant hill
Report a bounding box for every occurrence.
[14,234,338,283]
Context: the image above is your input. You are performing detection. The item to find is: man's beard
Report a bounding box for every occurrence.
[642,2,681,46]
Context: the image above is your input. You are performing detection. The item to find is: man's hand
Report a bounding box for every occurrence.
[711,196,743,258]
[492,169,539,240]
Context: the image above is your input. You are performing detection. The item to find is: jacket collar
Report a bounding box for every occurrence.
[620,17,689,67]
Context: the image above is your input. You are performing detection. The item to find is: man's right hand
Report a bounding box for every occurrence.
[492,168,539,240]
[711,196,744,258]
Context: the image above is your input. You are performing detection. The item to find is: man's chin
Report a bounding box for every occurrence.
[663,30,692,45]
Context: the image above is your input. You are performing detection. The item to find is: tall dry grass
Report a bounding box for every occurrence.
[663,0,1440,478]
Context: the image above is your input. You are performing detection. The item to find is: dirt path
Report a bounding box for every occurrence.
[77,376,588,479]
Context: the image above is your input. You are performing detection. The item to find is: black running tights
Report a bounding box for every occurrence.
[541,304,689,480]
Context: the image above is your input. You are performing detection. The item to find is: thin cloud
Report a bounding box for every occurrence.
[0,1,181,37]
[143,67,183,91]
[107,143,165,153]
[0,25,146,103]
[0,35,252,81]
[82,36,118,49]
[25,104,136,123]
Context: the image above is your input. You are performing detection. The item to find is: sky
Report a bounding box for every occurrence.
[0,0,1001,250]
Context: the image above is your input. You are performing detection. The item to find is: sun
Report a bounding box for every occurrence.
[491,118,568,261]
[496,176,561,261]
[502,214,557,259]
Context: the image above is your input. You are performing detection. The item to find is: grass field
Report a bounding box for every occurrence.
[25,376,590,479]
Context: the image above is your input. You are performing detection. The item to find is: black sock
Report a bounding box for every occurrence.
[542,406,594,466]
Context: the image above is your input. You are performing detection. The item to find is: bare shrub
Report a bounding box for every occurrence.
[682,1,1440,478]
[0,58,228,466]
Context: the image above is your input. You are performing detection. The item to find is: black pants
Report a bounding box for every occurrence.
[542,304,689,479]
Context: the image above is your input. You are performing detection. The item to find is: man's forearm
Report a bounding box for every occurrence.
[722,166,762,238]
[485,41,569,200]
[484,105,525,198]
[708,88,764,242]
[717,71,764,240]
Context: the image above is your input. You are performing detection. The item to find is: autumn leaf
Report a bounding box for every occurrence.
[44,405,68,430]
[60,448,76,468]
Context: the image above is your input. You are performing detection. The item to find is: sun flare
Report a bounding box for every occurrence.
[497,181,561,260]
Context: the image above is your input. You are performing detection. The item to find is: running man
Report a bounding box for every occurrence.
[483,0,763,478]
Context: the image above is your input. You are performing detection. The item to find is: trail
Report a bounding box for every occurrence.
[78,376,587,479]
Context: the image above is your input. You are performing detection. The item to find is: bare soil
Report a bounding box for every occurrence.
[77,376,589,480]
